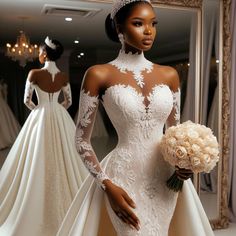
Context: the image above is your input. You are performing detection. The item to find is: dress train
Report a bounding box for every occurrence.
[57,155,214,236]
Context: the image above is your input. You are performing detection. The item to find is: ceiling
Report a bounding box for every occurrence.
[0,0,195,61]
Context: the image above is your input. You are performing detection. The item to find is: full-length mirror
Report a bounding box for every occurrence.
[199,0,221,223]
[0,0,230,232]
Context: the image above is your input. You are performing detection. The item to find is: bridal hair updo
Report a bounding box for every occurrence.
[40,39,64,61]
[105,0,152,42]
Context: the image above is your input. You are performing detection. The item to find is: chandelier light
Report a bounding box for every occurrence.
[6,31,39,67]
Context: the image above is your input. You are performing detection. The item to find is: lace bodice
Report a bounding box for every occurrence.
[24,80,72,110]
[75,83,180,189]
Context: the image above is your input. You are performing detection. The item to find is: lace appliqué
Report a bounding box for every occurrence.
[24,80,36,110]
[172,88,180,124]
[61,83,72,109]
[102,84,173,139]
[75,89,109,190]
[109,50,153,88]
[43,61,60,82]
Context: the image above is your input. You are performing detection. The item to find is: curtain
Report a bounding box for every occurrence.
[200,0,219,193]
[181,14,197,122]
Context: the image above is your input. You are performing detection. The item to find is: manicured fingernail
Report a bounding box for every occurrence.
[130,225,135,230]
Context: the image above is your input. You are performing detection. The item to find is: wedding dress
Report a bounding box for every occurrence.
[0,62,88,236]
[57,51,214,236]
[0,83,20,149]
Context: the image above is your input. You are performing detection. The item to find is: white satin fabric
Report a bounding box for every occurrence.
[57,155,214,236]
[0,85,88,236]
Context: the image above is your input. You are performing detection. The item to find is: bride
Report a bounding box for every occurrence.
[0,37,88,236]
[57,0,214,235]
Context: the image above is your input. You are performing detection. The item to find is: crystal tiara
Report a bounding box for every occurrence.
[110,0,151,19]
[44,36,56,50]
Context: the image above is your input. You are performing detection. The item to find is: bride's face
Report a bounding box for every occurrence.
[38,47,46,64]
[121,3,157,52]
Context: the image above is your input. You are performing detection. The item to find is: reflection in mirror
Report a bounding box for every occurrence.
[0,77,21,161]
[199,0,221,222]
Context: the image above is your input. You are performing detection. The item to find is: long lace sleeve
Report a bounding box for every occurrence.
[75,89,109,190]
[61,83,72,109]
[166,88,180,128]
[24,80,36,110]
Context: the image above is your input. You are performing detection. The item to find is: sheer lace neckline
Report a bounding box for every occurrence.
[109,50,153,88]
[43,61,60,82]
[102,83,171,110]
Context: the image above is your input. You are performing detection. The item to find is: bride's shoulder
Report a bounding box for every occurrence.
[85,64,112,79]
[82,64,112,94]
[153,64,179,91]
[27,69,41,82]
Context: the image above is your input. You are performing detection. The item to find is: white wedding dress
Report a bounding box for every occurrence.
[0,63,88,236]
[0,83,20,149]
[57,51,214,236]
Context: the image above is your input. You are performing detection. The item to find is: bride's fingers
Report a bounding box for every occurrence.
[117,212,129,224]
[122,205,140,229]
[115,210,137,230]
[122,191,136,208]
[122,210,140,230]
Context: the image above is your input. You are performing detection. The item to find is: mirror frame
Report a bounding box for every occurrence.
[84,0,230,230]
[213,0,231,230]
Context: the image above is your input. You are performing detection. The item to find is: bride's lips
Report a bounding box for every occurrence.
[142,38,153,45]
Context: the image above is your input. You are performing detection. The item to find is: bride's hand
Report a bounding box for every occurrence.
[103,179,140,231]
[175,166,193,180]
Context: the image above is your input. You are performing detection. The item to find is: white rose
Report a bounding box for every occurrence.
[202,154,211,164]
[191,157,201,167]
[175,131,185,140]
[187,129,199,139]
[178,160,189,168]
[175,146,188,159]
[167,137,177,147]
[192,144,201,153]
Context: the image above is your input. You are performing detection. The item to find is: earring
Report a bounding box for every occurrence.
[118,33,125,49]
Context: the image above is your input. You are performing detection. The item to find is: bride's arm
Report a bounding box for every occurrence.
[166,67,180,128]
[75,66,109,190]
[165,67,193,180]
[24,70,37,110]
[60,83,72,109]
[75,66,140,230]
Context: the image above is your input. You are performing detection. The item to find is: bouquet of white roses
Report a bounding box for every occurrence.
[160,120,219,192]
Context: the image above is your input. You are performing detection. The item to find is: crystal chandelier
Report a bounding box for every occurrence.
[6,31,39,67]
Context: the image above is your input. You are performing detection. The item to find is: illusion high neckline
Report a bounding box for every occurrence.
[43,61,60,82]
[109,50,153,88]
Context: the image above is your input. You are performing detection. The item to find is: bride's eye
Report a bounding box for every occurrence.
[152,20,158,27]
[133,21,143,27]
